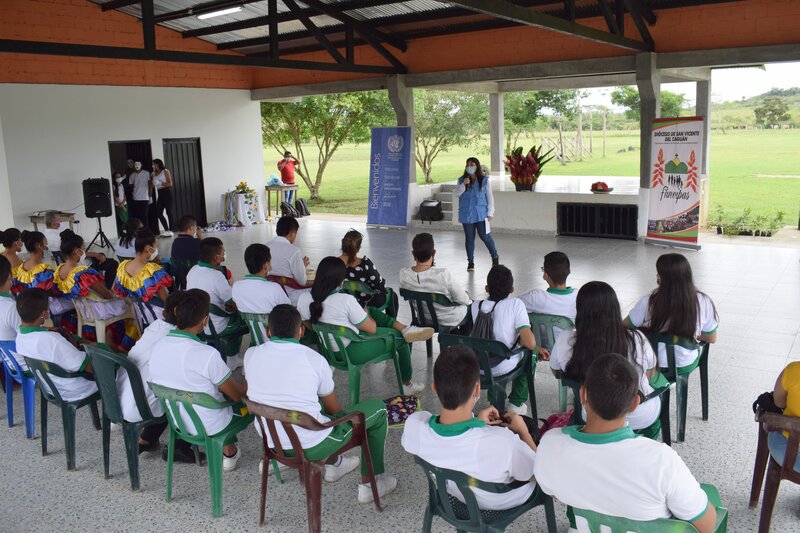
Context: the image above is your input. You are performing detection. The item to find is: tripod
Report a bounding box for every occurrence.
[86,217,114,252]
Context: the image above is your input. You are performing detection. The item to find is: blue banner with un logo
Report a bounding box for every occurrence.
[367,126,411,227]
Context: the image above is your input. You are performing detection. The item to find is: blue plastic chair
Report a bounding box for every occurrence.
[0,340,37,438]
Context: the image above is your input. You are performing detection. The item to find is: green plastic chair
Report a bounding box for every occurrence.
[560,372,672,445]
[414,455,557,533]
[241,311,270,346]
[569,483,728,532]
[83,345,165,490]
[340,280,399,318]
[201,303,249,359]
[148,382,254,517]
[311,322,403,407]
[171,258,197,291]
[645,333,710,442]
[23,355,101,471]
[528,313,575,411]
[438,334,537,419]
[399,288,470,358]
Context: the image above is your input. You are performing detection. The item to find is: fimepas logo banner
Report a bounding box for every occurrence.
[647,117,705,248]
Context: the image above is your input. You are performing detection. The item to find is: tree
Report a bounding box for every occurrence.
[754,97,790,127]
[611,86,686,120]
[261,92,392,199]
[413,90,487,183]
[504,90,580,152]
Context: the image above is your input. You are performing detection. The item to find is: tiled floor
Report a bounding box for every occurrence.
[2,217,799,532]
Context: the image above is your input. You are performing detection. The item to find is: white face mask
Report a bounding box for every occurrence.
[134,162,142,171]
[222,252,227,263]
[148,248,158,261]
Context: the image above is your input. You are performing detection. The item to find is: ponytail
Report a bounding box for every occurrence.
[340,230,363,266]
[309,256,347,324]
[0,228,21,249]
[20,230,46,253]
[59,230,83,256]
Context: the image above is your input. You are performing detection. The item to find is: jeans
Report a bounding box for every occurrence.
[284,188,295,204]
[462,221,498,263]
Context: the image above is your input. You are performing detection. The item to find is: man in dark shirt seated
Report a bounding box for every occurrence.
[170,215,202,263]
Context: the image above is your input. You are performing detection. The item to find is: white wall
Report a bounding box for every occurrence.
[0,84,263,232]
[0,115,13,229]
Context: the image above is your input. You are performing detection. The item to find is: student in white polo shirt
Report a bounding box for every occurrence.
[0,256,21,346]
[624,253,719,369]
[550,281,659,431]
[469,265,537,415]
[534,354,717,532]
[15,288,97,399]
[298,257,434,395]
[148,289,250,472]
[267,216,311,305]
[402,344,537,510]
[232,243,290,316]
[245,304,397,503]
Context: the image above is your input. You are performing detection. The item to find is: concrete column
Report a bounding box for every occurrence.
[636,53,661,190]
[387,75,417,223]
[696,79,712,228]
[0,115,14,228]
[489,93,505,177]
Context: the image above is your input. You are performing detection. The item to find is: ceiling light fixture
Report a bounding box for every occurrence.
[197,6,242,20]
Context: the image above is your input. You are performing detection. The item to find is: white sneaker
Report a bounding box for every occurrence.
[358,474,398,503]
[222,445,241,472]
[401,326,434,343]
[402,381,425,395]
[259,459,288,475]
[506,402,528,416]
[324,455,360,482]
[159,230,174,238]
[109,422,122,432]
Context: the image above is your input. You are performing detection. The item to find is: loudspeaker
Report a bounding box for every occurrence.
[82,178,112,218]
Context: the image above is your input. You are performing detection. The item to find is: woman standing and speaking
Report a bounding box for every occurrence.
[152,159,174,238]
[456,156,498,272]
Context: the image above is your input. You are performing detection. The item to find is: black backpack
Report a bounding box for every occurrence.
[418,200,444,223]
[471,300,507,366]
[295,198,311,217]
[280,201,299,217]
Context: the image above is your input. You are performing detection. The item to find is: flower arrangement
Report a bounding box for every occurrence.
[504,144,556,191]
[233,181,256,195]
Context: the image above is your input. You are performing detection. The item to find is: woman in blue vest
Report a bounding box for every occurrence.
[455,157,498,272]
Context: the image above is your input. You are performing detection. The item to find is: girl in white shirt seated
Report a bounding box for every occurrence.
[625,253,718,369]
[114,218,143,261]
[298,256,434,395]
[551,281,660,431]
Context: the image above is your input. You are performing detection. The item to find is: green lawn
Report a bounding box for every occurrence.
[263,129,800,220]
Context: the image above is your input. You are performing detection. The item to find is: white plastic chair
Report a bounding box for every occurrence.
[74,297,138,345]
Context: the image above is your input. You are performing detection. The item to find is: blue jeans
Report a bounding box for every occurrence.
[462,221,498,263]
[284,189,295,204]
[768,431,800,472]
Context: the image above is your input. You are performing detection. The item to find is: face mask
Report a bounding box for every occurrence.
[222,253,227,263]
[149,248,158,261]
[134,162,142,171]
[466,166,477,175]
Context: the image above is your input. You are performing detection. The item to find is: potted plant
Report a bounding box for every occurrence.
[710,204,725,234]
[504,144,555,191]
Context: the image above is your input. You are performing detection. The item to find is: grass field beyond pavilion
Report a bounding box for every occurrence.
[262,129,800,220]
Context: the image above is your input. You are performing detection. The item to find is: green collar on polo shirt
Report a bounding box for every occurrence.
[270,337,300,344]
[167,330,205,343]
[0,292,12,298]
[197,261,218,270]
[546,287,574,295]
[245,274,267,281]
[563,425,637,444]
[429,415,485,437]
[19,325,49,334]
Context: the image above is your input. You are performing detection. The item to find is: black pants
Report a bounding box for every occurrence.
[90,257,119,289]
[147,193,159,234]
[130,200,149,227]
[140,420,192,450]
[156,188,174,232]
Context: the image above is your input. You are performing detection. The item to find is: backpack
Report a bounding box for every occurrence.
[418,200,444,223]
[383,395,420,428]
[538,409,574,437]
[470,300,506,366]
[280,201,299,217]
[295,198,311,217]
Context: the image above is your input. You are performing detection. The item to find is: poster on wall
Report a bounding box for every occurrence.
[647,117,705,250]
[367,126,411,228]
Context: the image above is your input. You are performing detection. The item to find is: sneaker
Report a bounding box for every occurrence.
[401,325,434,343]
[402,381,425,395]
[159,230,174,238]
[222,445,241,472]
[109,422,122,432]
[162,445,205,464]
[358,474,398,503]
[506,402,528,416]
[492,255,500,267]
[467,262,475,272]
[324,455,360,482]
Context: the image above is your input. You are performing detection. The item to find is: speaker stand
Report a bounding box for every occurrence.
[86,217,114,252]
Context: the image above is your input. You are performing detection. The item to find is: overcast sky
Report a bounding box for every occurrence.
[582,61,800,109]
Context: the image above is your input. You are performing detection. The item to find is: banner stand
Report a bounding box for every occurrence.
[367,126,411,228]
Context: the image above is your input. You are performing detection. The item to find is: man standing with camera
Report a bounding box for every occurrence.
[277,151,299,204]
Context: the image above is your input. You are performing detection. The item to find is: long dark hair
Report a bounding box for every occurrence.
[309,256,347,324]
[0,228,21,249]
[646,253,717,339]
[20,231,46,254]
[59,229,84,257]
[565,281,639,382]
[341,230,363,265]
[120,218,143,249]
[461,157,486,191]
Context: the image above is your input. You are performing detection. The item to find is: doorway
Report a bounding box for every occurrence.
[163,138,207,227]
[108,140,153,235]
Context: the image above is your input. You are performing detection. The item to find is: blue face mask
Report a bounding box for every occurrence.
[466,166,477,175]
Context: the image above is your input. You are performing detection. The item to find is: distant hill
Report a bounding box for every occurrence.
[712,87,800,128]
